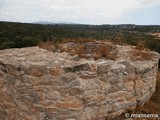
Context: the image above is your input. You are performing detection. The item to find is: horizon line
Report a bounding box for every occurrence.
[0,20,160,26]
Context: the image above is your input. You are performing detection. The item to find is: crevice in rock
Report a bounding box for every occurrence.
[158,59,160,69]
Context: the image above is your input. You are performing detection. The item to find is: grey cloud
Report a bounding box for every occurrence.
[136,0,160,5]
[0,0,160,24]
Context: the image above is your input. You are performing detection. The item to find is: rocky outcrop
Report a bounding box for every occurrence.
[0,42,159,120]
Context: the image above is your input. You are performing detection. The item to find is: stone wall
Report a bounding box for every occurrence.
[0,43,159,120]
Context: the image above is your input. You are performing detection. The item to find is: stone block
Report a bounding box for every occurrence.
[84,94,106,103]
[81,107,98,120]
[97,63,111,74]
[63,63,92,72]
[61,80,81,89]
[111,63,126,74]
[46,91,60,100]
[68,87,84,96]
[85,81,99,90]
[107,73,124,84]
[119,61,135,74]
[79,71,97,79]
[30,66,47,77]
[55,99,83,110]
[49,67,62,76]
[133,62,152,74]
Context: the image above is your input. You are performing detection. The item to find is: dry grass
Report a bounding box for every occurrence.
[130,41,153,61]
[62,38,93,44]
[73,42,118,60]
[38,41,56,51]
[136,41,145,50]
[96,44,118,60]
[131,49,153,61]
[74,44,86,58]
[131,41,152,60]
[38,40,118,60]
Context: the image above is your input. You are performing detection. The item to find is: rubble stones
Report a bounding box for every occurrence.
[0,43,159,120]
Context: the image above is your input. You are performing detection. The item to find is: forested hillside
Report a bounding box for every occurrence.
[0,21,160,53]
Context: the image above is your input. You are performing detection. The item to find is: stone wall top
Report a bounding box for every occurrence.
[0,41,159,72]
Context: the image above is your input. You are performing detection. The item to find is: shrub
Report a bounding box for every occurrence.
[71,41,118,60]
[93,43,118,60]
[38,40,118,60]
[62,38,92,44]
[136,40,145,50]
[131,49,153,61]
[38,41,56,51]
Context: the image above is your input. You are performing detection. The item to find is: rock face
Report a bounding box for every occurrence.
[0,41,159,120]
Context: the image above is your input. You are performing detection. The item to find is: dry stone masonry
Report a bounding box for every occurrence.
[0,41,160,120]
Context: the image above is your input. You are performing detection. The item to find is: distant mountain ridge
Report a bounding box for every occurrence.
[33,21,77,25]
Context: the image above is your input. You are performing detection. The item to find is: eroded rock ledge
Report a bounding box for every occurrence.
[0,41,160,120]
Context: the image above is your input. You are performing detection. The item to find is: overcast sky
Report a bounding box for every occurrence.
[0,0,160,25]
